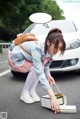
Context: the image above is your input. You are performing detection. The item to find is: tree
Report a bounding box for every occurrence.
[0,0,65,41]
[0,0,21,17]
[0,0,43,33]
[41,0,65,20]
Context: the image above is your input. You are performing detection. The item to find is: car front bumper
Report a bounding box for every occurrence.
[50,48,80,72]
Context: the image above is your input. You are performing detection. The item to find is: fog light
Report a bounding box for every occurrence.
[70,59,78,66]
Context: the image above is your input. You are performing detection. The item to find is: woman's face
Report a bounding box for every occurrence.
[47,41,63,55]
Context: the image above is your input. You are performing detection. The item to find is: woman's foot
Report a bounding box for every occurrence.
[20,92,34,104]
[29,91,40,102]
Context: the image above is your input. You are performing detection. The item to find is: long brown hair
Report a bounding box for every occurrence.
[44,28,66,54]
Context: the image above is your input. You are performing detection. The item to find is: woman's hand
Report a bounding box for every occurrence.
[51,95,61,114]
[47,89,61,114]
[47,75,55,85]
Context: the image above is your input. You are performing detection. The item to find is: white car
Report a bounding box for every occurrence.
[23,20,80,72]
[9,20,80,76]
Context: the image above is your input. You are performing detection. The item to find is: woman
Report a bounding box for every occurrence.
[9,28,66,113]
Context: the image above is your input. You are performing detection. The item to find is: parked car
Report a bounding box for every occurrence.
[8,20,80,76]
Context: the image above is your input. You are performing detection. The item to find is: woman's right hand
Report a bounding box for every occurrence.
[47,88,61,114]
[51,95,61,114]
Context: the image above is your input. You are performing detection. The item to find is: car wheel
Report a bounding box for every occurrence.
[73,70,80,75]
[76,69,80,75]
[11,70,28,77]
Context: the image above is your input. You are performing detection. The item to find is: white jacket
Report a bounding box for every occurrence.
[11,41,53,90]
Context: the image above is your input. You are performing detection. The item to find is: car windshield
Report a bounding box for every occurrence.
[24,20,77,35]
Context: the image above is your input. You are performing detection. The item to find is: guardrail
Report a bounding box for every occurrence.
[0,43,11,64]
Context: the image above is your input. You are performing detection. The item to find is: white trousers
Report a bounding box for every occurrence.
[22,67,39,94]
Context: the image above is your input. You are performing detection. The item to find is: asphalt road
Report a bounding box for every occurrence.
[0,63,80,119]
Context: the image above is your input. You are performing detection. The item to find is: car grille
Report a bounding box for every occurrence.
[50,60,63,68]
[50,58,78,68]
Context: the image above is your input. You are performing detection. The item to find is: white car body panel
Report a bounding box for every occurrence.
[36,31,80,72]
[8,20,80,73]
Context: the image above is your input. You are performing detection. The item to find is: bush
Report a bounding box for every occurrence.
[0,26,16,42]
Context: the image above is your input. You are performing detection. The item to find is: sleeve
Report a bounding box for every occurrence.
[44,59,53,76]
[31,47,51,91]
[44,63,50,77]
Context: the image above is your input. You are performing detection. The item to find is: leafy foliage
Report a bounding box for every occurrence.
[41,0,64,20]
[0,0,65,41]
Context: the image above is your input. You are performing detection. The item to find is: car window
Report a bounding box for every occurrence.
[23,20,77,35]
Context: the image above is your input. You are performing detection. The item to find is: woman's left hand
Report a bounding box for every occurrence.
[47,75,55,85]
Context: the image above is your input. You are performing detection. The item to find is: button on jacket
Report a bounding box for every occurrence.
[11,41,53,91]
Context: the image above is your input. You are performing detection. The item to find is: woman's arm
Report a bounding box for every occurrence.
[47,88,61,113]
[46,74,55,85]
[31,47,51,90]
[31,47,61,113]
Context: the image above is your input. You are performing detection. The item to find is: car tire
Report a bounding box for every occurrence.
[11,70,28,77]
[72,70,80,75]
[76,69,80,75]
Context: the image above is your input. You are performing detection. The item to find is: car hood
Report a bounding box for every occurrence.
[37,31,80,44]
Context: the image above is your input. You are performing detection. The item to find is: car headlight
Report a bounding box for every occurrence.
[66,39,80,50]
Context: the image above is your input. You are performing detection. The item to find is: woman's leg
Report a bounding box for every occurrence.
[21,67,40,103]
[28,69,40,102]
[29,71,39,92]
[22,67,39,94]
